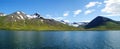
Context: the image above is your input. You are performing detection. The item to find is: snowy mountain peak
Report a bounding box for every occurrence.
[7,11,28,20]
[27,15,37,19]
[15,11,25,14]
[0,13,6,16]
[27,13,42,19]
[16,11,21,14]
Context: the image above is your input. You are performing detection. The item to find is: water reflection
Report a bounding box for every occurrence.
[0,30,120,49]
[12,31,44,49]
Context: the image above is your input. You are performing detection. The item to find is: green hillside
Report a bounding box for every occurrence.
[84,16,120,30]
[0,15,120,31]
[87,21,120,30]
[0,16,81,30]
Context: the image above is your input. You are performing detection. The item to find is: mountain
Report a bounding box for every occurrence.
[0,11,80,30]
[72,22,88,27]
[1,11,120,30]
[67,22,88,27]
[7,11,28,20]
[60,20,88,27]
[0,12,6,16]
[27,13,41,19]
[85,16,120,30]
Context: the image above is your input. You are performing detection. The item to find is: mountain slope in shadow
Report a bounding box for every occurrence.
[85,16,120,30]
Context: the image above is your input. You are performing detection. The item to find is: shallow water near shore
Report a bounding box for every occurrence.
[0,30,120,49]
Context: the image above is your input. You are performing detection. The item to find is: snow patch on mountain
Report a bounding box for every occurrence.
[0,13,6,16]
[19,15,24,19]
[17,12,21,14]
[27,15,37,19]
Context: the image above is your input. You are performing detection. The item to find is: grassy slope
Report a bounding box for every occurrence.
[0,16,81,30]
[0,16,120,30]
[86,21,120,30]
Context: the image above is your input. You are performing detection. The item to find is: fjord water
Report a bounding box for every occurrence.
[0,31,120,49]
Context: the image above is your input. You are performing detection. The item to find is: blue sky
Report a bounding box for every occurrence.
[0,0,120,22]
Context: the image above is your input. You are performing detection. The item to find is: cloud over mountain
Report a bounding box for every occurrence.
[63,11,69,17]
[102,0,120,16]
[73,10,82,17]
[84,9,95,15]
[85,1,102,8]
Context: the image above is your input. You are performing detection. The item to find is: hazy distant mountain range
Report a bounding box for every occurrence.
[0,11,120,30]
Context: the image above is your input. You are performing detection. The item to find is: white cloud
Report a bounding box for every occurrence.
[80,20,91,22]
[101,0,120,16]
[73,9,82,17]
[101,14,120,17]
[85,2,102,8]
[63,11,69,16]
[84,9,95,15]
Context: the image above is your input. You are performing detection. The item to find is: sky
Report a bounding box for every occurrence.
[0,0,120,22]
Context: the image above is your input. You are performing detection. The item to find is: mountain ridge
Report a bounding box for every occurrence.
[0,11,120,30]
[85,16,120,30]
[0,11,80,30]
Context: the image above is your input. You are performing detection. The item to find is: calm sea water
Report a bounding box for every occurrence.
[0,30,120,49]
